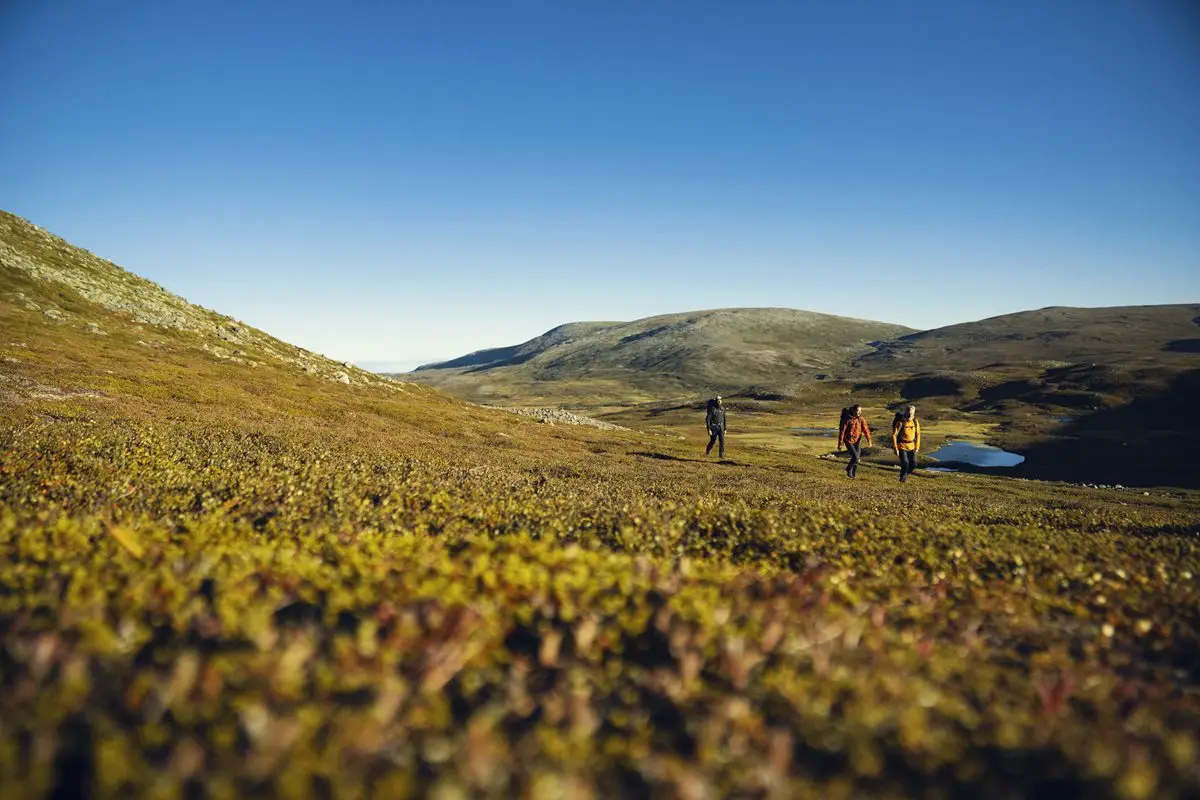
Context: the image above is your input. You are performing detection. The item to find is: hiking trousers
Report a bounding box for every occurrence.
[898,449,917,481]
[846,441,862,477]
[706,429,725,458]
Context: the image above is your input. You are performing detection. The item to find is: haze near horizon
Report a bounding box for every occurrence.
[2,1,1197,368]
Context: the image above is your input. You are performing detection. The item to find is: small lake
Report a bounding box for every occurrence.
[927,441,1025,469]
[790,427,837,437]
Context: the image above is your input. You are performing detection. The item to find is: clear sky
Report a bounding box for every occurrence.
[2,1,1198,371]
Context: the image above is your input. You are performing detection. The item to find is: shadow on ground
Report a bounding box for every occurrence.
[1011,368,1200,488]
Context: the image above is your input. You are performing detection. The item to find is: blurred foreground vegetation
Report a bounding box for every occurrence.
[2,398,1198,798]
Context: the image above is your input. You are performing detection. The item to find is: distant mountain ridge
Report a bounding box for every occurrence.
[415,322,622,372]
[853,305,1200,372]
[403,303,1200,405]
[404,308,916,403]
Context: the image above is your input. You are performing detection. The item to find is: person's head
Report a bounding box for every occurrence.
[851,404,861,416]
[715,395,723,406]
[905,405,916,419]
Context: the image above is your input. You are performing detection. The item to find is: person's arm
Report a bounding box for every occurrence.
[915,420,921,452]
[864,419,873,447]
[891,421,899,452]
[837,420,846,450]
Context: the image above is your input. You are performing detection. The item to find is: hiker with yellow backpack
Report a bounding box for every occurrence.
[892,405,921,482]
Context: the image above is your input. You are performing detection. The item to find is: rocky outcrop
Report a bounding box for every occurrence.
[490,406,627,430]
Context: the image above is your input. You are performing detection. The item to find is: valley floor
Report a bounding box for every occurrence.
[1,390,1198,799]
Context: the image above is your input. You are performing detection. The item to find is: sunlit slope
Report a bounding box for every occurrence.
[0,209,411,396]
[854,304,1200,373]
[0,210,581,444]
[404,308,915,404]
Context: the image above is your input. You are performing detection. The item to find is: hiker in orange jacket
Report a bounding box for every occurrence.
[837,405,872,478]
[892,405,921,482]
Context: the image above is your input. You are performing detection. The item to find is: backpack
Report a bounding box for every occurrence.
[839,407,853,429]
[843,415,867,442]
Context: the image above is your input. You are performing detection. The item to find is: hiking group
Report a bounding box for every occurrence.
[703,396,922,482]
[837,404,921,482]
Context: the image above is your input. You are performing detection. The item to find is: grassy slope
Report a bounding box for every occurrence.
[403,308,915,405]
[2,211,1199,798]
[854,305,1200,373]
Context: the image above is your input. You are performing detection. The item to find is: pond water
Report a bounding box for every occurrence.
[790,427,837,437]
[927,441,1025,468]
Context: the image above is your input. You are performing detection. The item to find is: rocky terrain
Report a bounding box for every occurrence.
[489,406,629,430]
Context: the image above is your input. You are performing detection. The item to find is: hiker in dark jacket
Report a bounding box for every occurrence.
[837,404,872,478]
[705,396,726,458]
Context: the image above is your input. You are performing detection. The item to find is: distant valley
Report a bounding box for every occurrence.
[400,302,1200,487]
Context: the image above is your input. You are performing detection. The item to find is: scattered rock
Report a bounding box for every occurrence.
[6,291,40,311]
[333,372,351,385]
[489,406,628,431]
[0,373,105,403]
[85,322,107,335]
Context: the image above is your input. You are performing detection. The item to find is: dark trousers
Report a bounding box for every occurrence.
[845,441,862,477]
[898,449,917,480]
[706,429,725,457]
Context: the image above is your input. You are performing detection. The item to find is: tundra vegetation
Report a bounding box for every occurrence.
[1,211,1199,798]
[408,302,1200,489]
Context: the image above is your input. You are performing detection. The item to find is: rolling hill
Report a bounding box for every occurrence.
[404,308,915,404]
[2,210,1199,797]
[853,304,1200,374]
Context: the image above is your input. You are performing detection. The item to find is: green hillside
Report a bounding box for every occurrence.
[404,308,915,405]
[2,211,1198,798]
[853,305,1200,373]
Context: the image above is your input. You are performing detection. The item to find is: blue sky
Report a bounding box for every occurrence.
[2,1,1198,370]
